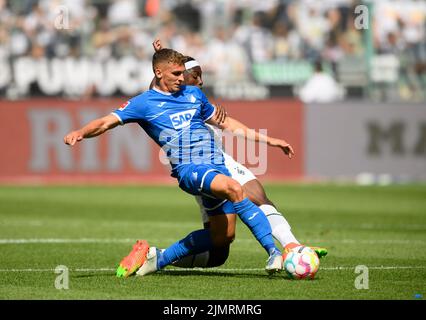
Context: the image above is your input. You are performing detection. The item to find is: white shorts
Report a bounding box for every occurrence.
[195,153,257,224]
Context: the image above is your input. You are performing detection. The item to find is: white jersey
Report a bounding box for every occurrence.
[195,124,257,223]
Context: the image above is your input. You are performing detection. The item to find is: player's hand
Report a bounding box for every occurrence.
[213,104,227,125]
[269,138,295,159]
[152,39,163,52]
[64,131,83,146]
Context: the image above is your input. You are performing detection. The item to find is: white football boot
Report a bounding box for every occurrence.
[265,249,283,274]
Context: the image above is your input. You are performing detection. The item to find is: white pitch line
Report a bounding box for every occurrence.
[338,239,426,245]
[0,266,425,273]
[0,238,136,244]
[0,238,425,245]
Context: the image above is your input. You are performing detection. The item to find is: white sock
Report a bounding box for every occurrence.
[259,204,300,248]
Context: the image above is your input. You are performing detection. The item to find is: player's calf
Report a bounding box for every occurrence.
[242,179,275,207]
[208,213,236,247]
[206,245,230,267]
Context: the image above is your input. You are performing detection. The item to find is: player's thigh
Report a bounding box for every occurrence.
[242,179,275,207]
[178,164,234,199]
[209,174,245,202]
[208,213,236,246]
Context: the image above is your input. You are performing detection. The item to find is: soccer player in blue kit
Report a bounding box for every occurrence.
[64,48,283,276]
[148,40,327,270]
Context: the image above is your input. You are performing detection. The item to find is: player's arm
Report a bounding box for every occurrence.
[148,39,164,89]
[63,114,120,146]
[207,110,294,159]
[212,103,227,125]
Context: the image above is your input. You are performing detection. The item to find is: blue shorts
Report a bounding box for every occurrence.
[177,163,236,216]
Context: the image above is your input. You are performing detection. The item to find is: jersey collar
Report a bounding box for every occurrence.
[152,86,172,96]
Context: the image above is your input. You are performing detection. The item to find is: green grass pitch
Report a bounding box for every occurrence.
[0,184,425,300]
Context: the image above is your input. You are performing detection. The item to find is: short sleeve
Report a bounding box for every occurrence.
[111,99,144,125]
[198,89,216,122]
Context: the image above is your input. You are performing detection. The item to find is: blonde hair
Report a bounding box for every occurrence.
[152,48,185,70]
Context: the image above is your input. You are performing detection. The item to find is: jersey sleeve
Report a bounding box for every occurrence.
[111,98,144,125]
[198,89,216,122]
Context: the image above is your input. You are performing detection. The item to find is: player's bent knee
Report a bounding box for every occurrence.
[225,180,244,202]
[206,245,230,267]
[211,232,234,247]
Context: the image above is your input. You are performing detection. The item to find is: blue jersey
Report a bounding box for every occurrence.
[112,85,225,177]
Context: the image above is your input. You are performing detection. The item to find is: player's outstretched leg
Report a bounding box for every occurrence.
[210,175,283,274]
[116,240,150,278]
[243,180,328,259]
[169,245,230,268]
[259,204,300,246]
[243,180,300,247]
[178,167,282,274]
[261,205,328,259]
[167,212,234,269]
[136,229,214,276]
[233,198,283,273]
[170,251,209,268]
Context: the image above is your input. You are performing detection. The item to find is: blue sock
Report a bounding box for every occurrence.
[157,229,213,269]
[233,198,280,255]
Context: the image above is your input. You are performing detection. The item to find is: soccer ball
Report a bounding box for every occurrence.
[283,246,320,280]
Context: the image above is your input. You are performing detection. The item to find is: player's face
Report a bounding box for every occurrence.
[157,63,186,93]
[184,66,203,88]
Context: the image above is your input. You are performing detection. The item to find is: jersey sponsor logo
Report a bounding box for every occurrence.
[170,109,197,129]
[118,101,130,111]
[157,102,166,107]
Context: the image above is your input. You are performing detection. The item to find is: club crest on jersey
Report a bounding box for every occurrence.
[170,109,197,129]
[119,101,130,111]
[188,94,196,103]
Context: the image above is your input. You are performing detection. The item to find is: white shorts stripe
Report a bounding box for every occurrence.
[199,169,218,191]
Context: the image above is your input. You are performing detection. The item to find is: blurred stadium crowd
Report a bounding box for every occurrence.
[0,0,425,101]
